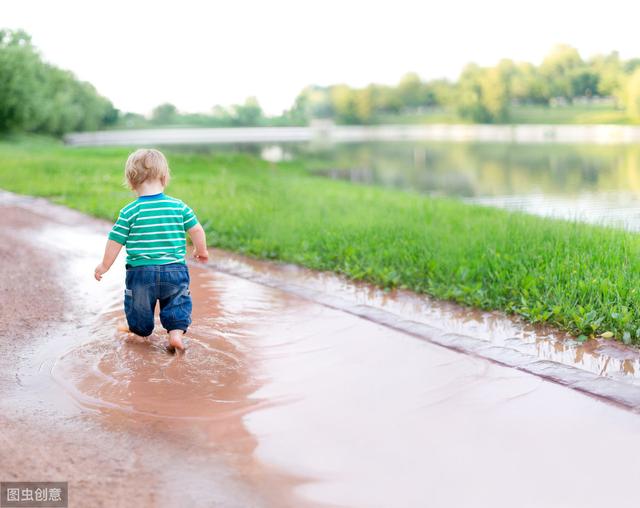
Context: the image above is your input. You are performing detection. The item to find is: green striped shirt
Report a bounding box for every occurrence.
[108,192,199,267]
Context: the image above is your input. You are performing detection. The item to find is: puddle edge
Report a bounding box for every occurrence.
[205,258,640,412]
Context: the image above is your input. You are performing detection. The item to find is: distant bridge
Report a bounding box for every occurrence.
[64,124,640,146]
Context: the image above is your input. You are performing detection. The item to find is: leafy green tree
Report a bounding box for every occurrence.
[211,104,232,122]
[624,59,640,74]
[590,52,623,97]
[428,79,456,107]
[540,44,584,99]
[151,103,178,125]
[0,28,117,135]
[397,72,424,109]
[569,68,599,97]
[625,68,640,120]
[330,84,359,124]
[510,62,547,103]
[457,64,509,122]
[230,97,263,126]
[282,42,640,124]
[353,86,374,123]
[0,29,48,132]
[101,102,119,126]
[289,86,333,121]
[481,67,509,121]
[457,64,486,121]
[119,112,146,128]
[370,84,402,114]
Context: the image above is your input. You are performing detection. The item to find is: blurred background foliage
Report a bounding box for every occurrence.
[0,29,117,135]
[3,28,640,134]
[290,45,640,125]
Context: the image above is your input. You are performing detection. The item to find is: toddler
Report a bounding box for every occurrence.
[94,148,208,352]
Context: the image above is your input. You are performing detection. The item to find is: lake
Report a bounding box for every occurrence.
[255,140,640,231]
[67,126,640,231]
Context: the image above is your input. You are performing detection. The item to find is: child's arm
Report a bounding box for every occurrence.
[95,239,123,281]
[187,224,209,263]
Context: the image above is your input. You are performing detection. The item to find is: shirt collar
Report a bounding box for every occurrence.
[137,192,165,201]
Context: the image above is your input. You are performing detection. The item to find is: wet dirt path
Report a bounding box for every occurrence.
[3,192,640,508]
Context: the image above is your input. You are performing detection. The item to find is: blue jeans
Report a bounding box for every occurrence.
[124,263,192,336]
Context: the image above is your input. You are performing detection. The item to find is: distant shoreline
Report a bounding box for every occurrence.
[64,124,640,146]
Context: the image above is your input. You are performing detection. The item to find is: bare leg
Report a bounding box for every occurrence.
[119,322,150,344]
[117,321,130,333]
[168,329,185,352]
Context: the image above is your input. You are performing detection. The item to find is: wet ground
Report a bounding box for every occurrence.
[3,191,640,507]
[205,248,640,387]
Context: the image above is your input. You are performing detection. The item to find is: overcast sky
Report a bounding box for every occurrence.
[3,0,638,115]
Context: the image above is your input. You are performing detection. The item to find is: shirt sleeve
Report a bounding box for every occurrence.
[182,203,199,230]
[108,210,130,245]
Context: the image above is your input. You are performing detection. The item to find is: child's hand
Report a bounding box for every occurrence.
[94,262,108,281]
[193,248,209,263]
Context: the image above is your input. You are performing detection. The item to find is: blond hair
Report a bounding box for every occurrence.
[124,148,171,189]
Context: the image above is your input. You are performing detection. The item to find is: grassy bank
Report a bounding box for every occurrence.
[375,104,632,125]
[2,136,640,343]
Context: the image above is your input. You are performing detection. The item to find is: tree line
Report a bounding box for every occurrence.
[0,29,117,136]
[289,45,640,124]
[147,45,640,126]
[133,97,278,128]
[4,28,640,133]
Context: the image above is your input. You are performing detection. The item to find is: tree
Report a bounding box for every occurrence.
[480,67,509,121]
[625,68,640,120]
[370,84,402,114]
[0,29,47,132]
[457,64,509,123]
[353,86,374,123]
[0,28,116,135]
[330,84,358,124]
[589,52,623,97]
[230,97,263,126]
[428,79,456,107]
[540,44,584,100]
[288,86,333,121]
[397,72,424,109]
[151,103,178,125]
[510,62,547,104]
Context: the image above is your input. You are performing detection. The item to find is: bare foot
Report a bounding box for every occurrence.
[167,330,186,353]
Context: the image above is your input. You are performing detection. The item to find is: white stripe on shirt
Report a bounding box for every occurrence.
[127,246,187,252]
[134,214,184,220]
[127,239,185,244]
[128,230,184,236]
[131,222,183,229]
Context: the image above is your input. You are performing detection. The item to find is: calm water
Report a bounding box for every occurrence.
[291,141,640,230]
[166,140,640,230]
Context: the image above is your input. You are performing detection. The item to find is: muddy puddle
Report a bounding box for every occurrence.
[7,217,312,507]
[206,248,640,386]
[5,192,640,508]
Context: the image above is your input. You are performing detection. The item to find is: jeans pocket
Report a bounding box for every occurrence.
[124,288,133,304]
[124,288,133,322]
[171,285,191,309]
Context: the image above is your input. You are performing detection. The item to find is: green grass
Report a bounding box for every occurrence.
[107,104,635,130]
[375,104,634,125]
[2,136,640,343]
[507,104,631,125]
[373,109,470,125]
